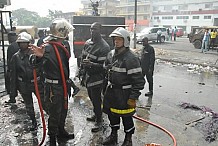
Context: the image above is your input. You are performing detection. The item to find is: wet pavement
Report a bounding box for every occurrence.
[1,38,218,146]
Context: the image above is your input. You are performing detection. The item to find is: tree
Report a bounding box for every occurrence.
[12,8,63,28]
[12,8,40,26]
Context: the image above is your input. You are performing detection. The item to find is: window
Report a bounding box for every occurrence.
[127,0,135,2]
[193,16,199,19]
[151,28,158,33]
[154,16,159,20]
[144,15,148,19]
[178,5,188,10]
[204,16,211,19]
[205,3,213,8]
[164,6,172,11]
[176,16,189,19]
[128,6,134,12]
[153,6,158,11]
[162,16,173,20]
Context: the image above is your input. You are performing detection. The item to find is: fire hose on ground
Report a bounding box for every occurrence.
[133,115,177,146]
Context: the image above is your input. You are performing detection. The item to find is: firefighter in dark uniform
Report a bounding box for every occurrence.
[5,32,19,102]
[102,27,145,146]
[80,22,110,132]
[31,18,75,146]
[141,37,155,96]
[9,32,44,131]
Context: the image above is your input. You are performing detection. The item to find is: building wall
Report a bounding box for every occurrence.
[117,0,151,31]
[151,0,218,34]
[81,0,119,16]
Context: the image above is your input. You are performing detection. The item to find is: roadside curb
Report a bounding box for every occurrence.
[155,57,218,69]
[155,48,218,69]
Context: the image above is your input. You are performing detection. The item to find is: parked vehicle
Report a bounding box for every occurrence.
[136,27,167,43]
[176,28,184,37]
[188,26,218,49]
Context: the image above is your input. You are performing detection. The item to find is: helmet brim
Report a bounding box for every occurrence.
[109,32,122,38]
[16,39,30,43]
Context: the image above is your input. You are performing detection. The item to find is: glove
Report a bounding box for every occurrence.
[127,99,136,108]
[82,59,93,68]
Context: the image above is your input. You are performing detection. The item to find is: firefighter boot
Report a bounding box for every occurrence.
[30,117,37,131]
[71,80,80,97]
[91,119,103,132]
[121,133,132,146]
[102,130,118,145]
[86,115,96,122]
[57,128,75,139]
[49,136,57,146]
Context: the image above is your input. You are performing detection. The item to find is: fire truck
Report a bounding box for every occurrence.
[71,16,126,66]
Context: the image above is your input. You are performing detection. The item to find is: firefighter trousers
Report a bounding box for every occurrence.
[87,86,103,122]
[45,83,68,136]
[107,111,135,134]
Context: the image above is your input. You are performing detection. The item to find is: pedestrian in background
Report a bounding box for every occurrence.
[209,29,217,51]
[102,27,145,146]
[79,22,110,132]
[141,37,155,96]
[201,29,210,53]
[157,29,162,44]
[37,29,46,47]
[169,27,173,41]
[167,28,170,41]
[173,27,178,41]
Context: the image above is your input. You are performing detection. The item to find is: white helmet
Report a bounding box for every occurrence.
[109,27,130,47]
[16,32,32,43]
[46,18,74,41]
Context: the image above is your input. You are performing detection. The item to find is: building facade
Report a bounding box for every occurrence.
[151,0,218,34]
[81,0,118,16]
[116,0,151,31]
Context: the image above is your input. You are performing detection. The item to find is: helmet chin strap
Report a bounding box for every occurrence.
[115,46,126,54]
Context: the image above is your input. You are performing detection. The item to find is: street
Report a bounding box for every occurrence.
[0,37,218,146]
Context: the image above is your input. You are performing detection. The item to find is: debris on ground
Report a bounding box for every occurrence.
[180,102,218,142]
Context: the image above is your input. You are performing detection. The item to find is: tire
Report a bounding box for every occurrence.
[161,36,165,43]
[193,40,202,49]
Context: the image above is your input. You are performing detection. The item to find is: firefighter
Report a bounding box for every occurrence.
[30,18,75,145]
[37,29,46,47]
[102,27,145,146]
[5,32,19,101]
[79,22,110,132]
[9,32,44,131]
[141,37,155,96]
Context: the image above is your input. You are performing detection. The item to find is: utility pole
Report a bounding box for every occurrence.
[133,0,137,49]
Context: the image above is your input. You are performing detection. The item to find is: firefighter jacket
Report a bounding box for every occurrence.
[42,42,70,82]
[140,44,155,74]
[103,48,145,117]
[10,49,42,98]
[80,37,110,88]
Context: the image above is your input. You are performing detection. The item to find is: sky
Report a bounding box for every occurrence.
[4,0,83,16]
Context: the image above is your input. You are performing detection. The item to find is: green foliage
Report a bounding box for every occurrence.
[11,8,63,28]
